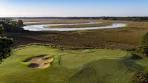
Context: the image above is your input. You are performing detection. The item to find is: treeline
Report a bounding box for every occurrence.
[98,17,148,21]
[0,19,14,62]
[0,18,25,62]
[12,17,148,21]
[0,18,24,32]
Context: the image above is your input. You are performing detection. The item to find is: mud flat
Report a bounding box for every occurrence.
[22,23,126,31]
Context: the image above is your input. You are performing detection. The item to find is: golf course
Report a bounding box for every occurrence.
[0,44,140,83]
[0,18,148,83]
[0,42,148,83]
[1,0,148,83]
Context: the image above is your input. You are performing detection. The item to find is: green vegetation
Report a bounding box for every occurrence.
[0,23,13,62]
[0,38,13,62]
[0,18,24,32]
[2,18,148,83]
[17,20,24,27]
[140,32,148,56]
[70,59,136,83]
[0,44,133,83]
[0,44,148,83]
[0,18,24,62]
[125,32,148,83]
[132,72,148,83]
[129,32,148,59]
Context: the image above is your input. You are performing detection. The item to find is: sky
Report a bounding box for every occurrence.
[0,0,148,17]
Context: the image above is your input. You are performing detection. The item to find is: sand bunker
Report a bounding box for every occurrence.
[24,55,54,69]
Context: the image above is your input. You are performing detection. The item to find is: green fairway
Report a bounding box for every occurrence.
[0,44,147,83]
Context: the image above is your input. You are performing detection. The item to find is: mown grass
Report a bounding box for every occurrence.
[0,44,137,83]
[1,44,148,83]
[70,59,136,83]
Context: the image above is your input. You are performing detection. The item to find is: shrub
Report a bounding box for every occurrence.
[17,20,24,27]
[131,53,142,60]
[133,72,148,83]
[0,38,13,62]
[139,32,148,56]
[0,20,13,62]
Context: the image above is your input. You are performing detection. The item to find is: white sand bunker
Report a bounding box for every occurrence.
[24,55,54,69]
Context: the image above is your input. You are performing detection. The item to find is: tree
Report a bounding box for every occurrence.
[0,24,4,37]
[11,21,17,28]
[140,32,148,56]
[17,20,24,27]
[0,19,24,32]
[0,38,13,62]
[0,21,13,62]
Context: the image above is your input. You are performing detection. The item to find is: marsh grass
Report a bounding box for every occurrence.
[10,20,148,50]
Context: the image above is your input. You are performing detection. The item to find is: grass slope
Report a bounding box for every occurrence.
[0,44,146,83]
[69,59,141,83]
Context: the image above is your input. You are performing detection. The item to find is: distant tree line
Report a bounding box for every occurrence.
[0,18,24,32]
[14,17,148,21]
[98,17,148,21]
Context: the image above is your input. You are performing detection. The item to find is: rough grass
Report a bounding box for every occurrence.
[0,44,135,83]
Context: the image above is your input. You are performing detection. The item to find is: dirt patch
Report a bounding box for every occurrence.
[24,55,54,69]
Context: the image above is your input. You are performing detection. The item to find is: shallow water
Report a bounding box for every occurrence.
[22,23,126,32]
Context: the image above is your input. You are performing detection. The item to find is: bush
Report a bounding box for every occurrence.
[139,32,148,56]
[17,20,24,27]
[131,53,142,60]
[0,38,13,62]
[133,72,148,83]
[0,19,14,62]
